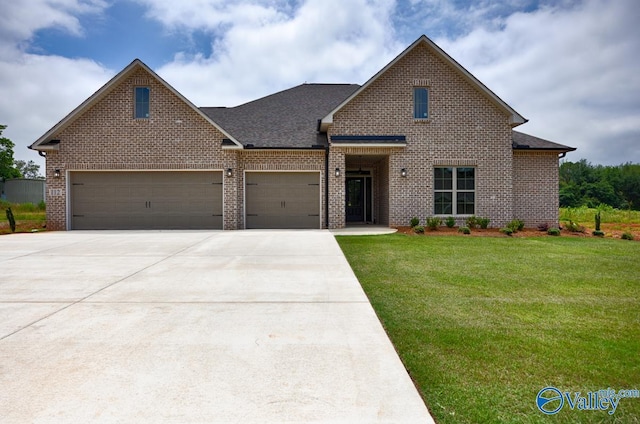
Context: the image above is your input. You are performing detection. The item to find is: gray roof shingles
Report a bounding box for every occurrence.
[512,131,575,152]
[201,83,360,148]
[201,83,575,153]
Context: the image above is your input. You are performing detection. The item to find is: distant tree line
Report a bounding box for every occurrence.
[560,160,640,210]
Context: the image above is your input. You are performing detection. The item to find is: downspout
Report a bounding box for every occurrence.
[559,152,567,159]
[38,151,46,157]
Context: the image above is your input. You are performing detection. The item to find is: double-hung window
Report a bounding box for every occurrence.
[434,167,475,215]
[413,87,429,119]
[135,87,150,119]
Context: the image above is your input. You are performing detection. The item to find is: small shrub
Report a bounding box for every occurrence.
[592,230,605,237]
[500,227,513,236]
[410,217,420,228]
[621,232,634,240]
[478,217,490,229]
[426,217,442,230]
[465,216,479,229]
[445,216,456,228]
[458,226,471,234]
[6,207,16,233]
[547,228,561,236]
[413,225,425,234]
[537,223,549,232]
[506,219,525,233]
[564,220,585,233]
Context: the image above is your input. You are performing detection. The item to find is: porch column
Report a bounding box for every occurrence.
[328,149,345,229]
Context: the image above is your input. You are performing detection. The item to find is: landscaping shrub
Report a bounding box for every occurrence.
[537,223,549,232]
[410,217,420,228]
[445,216,456,228]
[592,230,605,237]
[458,226,471,234]
[500,227,513,236]
[595,210,602,231]
[465,216,479,229]
[547,228,561,236]
[6,207,16,233]
[564,220,586,233]
[506,219,525,233]
[413,225,425,234]
[621,232,634,240]
[478,217,490,229]
[426,217,442,230]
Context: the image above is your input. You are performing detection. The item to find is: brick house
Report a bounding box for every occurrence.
[30,35,574,231]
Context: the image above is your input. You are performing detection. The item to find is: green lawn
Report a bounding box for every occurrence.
[337,235,640,423]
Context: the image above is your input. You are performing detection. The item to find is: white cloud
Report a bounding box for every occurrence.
[154,0,402,106]
[0,0,111,166]
[437,0,640,165]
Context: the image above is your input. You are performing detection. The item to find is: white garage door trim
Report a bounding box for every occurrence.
[244,170,322,229]
[66,170,225,230]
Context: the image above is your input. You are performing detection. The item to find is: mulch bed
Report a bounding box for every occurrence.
[395,223,640,241]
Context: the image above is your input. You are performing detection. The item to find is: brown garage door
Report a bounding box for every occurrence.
[245,172,320,229]
[70,171,223,230]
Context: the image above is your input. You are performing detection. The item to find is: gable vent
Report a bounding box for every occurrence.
[133,78,150,85]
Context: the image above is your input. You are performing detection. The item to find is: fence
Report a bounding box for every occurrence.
[0,178,46,204]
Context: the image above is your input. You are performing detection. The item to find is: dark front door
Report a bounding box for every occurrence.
[346,177,364,222]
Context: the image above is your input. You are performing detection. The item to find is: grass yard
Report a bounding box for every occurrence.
[0,201,47,234]
[337,234,640,423]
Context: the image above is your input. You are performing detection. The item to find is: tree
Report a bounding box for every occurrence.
[559,160,640,210]
[14,159,42,179]
[0,124,21,180]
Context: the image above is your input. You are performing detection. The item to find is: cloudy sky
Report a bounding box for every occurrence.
[1,0,638,169]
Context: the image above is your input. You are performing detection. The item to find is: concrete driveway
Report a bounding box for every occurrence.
[0,230,434,423]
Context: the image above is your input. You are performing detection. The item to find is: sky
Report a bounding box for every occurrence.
[1,0,639,170]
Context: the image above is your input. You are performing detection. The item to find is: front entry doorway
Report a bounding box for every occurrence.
[345,175,373,223]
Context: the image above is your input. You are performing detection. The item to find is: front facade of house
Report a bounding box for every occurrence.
[31,36,574,231]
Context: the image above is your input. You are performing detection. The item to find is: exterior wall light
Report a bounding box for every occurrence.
[335,168,340,177]
[401,168,407,177]
[54,169,61,178]
[226,168,233,177]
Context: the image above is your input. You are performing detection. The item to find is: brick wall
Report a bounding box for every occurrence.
[513,151,560,228]
[328,42,515,227]
[44,67,231,230]
[238,150,326,229]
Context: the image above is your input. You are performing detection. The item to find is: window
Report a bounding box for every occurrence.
[413,87,429,119]
[135,87,150,118]
[434,167,475,215]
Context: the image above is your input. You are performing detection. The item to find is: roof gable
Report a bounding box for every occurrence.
[30,59,241,150]
[320,35,527,131]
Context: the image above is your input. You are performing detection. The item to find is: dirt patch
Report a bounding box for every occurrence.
[395,224,640,241]
[0,220,47,235]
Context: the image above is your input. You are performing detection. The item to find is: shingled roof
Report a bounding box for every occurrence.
[201,83,360,149]
[512,131,575,152]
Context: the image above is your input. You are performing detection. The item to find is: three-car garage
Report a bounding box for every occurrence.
[68,170,321,230]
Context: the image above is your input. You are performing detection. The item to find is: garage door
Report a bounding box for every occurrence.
[245,172,320,229]
[70,171,223,230]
